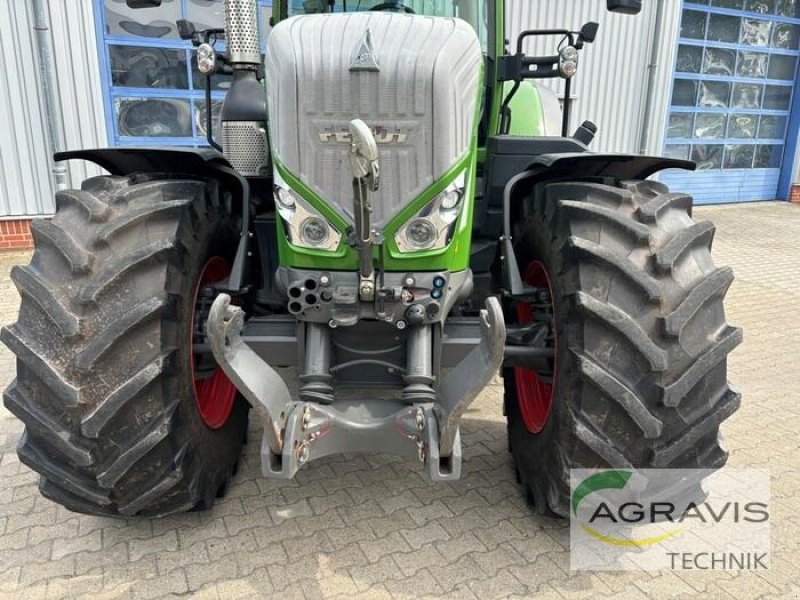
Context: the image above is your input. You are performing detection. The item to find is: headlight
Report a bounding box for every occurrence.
[299,217,331,247]
[559,45,579,79]
[274,183,341,251]
[405,219,437,249]
[395,173,465,252]
[439,189,461,210]
[197,43,216,75]
[275,187,296,209]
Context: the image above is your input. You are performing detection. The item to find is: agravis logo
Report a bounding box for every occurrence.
[569,468,771,571]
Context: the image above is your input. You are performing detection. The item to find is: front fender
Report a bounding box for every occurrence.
[499,152,695,297]
[504,151,696,227]
[524,152,696,182]
[54,147,245,194]
[56,147,252,291]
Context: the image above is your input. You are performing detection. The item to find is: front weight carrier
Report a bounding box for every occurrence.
[206,293,506,481]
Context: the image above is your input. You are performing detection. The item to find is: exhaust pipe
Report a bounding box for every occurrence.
[220,0,269,176]
[224,0,261,67]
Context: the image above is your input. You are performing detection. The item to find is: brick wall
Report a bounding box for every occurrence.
[792,184,800,204]
[0,220,34,251]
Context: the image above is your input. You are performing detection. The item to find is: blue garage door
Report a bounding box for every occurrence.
[95,0,272,147]
[661,0,800,204]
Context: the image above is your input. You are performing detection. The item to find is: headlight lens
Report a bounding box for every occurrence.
[299,217,331,247]
[439,189,461,210]
[274,183,341,251]
[394,173,466,252]
[405,219,437,249]
[275,187,296,209]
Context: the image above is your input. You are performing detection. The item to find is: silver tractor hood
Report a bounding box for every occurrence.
[265,13,483,227]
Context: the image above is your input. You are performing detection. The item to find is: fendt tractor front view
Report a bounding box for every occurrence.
[3,0,741,518]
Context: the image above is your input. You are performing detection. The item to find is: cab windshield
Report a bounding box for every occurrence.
[286,1,489,52]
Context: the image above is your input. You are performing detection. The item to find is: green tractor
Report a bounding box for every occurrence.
[3,0,741,518]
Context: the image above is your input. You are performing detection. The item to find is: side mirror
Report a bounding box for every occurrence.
[177,19,197,41]
[125,0,162,7]
[579,22,600,44]
[607,0,641,14]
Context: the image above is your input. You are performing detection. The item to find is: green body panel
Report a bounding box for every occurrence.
[381,151,477,272]
[506,82,547,136]
[485,0,509,141]
[274,160,359,271]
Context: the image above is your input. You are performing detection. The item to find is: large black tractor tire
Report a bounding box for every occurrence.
[2,174,249,517]
[504,180,742,517]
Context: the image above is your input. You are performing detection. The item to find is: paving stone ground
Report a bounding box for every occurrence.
[0,202,798,599]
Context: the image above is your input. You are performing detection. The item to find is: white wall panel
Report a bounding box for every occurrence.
[0,0,51,216]
[0,0,107,218]
[48,0,108,188]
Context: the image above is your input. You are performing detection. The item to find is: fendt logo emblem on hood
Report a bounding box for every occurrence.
[318,126,408,144]
[350,29,380,72]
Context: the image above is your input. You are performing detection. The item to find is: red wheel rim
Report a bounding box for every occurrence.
[191,257,237,429]
[514,260,557,434]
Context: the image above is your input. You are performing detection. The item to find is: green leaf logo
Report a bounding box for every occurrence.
[572,470,683,547]
[572,470,632,516]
